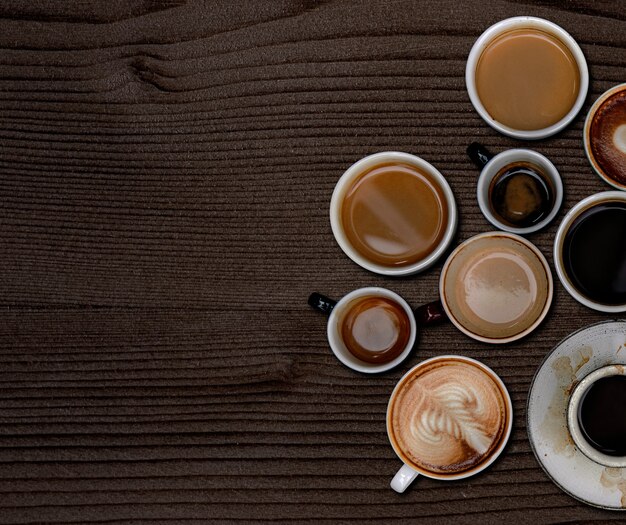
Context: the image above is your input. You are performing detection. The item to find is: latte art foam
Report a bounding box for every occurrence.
[389,359,508,475]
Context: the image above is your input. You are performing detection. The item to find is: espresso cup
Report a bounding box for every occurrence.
[330,152,457,276]
[567,364,626,468]
[307,288,445,374]
[440,232,553,343]
[554,191,626,312]
[583,83,626,190]
[466,16,588,140]
[467,143,563,234]
[387,355,513,492]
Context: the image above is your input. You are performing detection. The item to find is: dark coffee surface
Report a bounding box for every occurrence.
[578,375,626,456]
[1,1,625,523]
[489,162,554,227]
[562,202,626,305]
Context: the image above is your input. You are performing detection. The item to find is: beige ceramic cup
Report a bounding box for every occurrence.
[439,232,553,343]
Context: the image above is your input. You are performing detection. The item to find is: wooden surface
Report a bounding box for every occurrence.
[0,1,625,523]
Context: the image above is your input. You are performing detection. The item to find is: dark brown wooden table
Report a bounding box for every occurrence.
[1,1,625,523]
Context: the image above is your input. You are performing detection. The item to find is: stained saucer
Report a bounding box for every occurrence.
[527,320,626,510]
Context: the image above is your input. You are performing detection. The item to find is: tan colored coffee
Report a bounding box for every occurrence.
[442,235,550,340]
[476,27,580,131]
[341,163,448,267]
[388,358,509,475]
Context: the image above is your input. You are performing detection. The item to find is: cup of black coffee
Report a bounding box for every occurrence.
[554,191,626,312]
[467,143,563,234]
[567,364,626,467]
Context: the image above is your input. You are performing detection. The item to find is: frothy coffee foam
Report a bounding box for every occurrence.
[389,359,508,475]
[588,87,626,185]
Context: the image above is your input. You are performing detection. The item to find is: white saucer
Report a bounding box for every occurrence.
[527,320,626,510]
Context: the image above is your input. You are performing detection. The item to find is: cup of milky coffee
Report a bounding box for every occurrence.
[330,152,457,276]
[307,288,445,374]
[554,191,626,312]
[440,232,553,343]
[567,364,626,468]
[467,142,563,234]
[387,355,513,492]
[584,83,626,190]
[466,16,588,140]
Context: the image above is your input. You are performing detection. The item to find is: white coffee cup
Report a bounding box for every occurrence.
[330,152,457,276]
[387,355,513,492]
[468,143,563,234]
[466,16,589,140]
[554,191,626,312]
[567,364,626,468]
[308,287,418,374]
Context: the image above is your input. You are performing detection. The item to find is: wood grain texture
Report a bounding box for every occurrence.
[0,0,625,522]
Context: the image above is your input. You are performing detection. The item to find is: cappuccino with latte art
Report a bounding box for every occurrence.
[387,356,512,482]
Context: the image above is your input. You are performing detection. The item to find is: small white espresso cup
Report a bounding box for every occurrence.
[330,152,457,276]
[466,16,588,140]
[307,287,448,373]
[467,143,563,234]
[387,355,513,493]
[567,364,626,468]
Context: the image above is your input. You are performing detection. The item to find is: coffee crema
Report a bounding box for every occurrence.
[388,358,509,475]
[562,201,626,305]
[339,296,411,364]
[340,163,449,267]
[442,235,550,340]
[476,27,580,131]
[489,162,554,228]
[588,87,626,185]
[578,374,626,457]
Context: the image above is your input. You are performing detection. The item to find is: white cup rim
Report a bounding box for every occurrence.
[386,355,513,480]
[330,152,457,276]
[567,364,626,467]
[326,287,417,374]
[476,148,563,234]
[439,231,553,343]
[553,191,626,312]
[583,83,626,191]
[466,16,589,140]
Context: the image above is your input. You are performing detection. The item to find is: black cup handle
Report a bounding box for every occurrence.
[414,300,448,325]
[308,292,337,316]
[467,142,494,169]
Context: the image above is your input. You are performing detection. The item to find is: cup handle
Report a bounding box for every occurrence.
[308,292,337,316]
[414,300,447,325]
[467,142,493,169]
[391,464,420,493]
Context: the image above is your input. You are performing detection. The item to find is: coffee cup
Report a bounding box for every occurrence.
[439,231,553,343]
[307,287,445,374]
[330,152,457,276]
[467,142,563,234]
[466,16,588,140]
[387,355,513,492]
[567,364,626,467]
[554,191,626,312]
[583,83,626,190]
